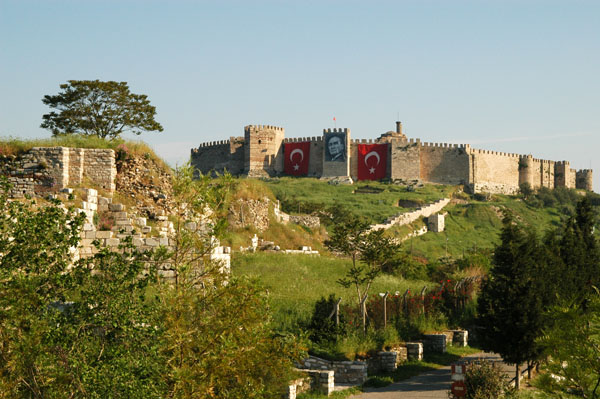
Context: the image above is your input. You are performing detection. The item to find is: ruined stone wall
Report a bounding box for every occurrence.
[419,143,470,185]
[82,149,116,192]
[470,149,520,194]
[0,147,116,197]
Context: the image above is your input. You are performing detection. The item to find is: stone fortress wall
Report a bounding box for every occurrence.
[191,122,593,193]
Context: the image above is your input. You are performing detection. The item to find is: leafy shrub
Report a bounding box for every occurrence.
[308,294,346,343]
[462,359,510,399]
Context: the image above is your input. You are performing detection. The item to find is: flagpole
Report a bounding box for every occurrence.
[333,116,337,129]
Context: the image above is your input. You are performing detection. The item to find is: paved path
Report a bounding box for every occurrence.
[348,352,516,399]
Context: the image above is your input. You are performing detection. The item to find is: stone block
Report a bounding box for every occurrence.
[113,211,128,219]
[105,238,120,246]
[423,334,447,353]
[145,238,159,247]
[141,226,152,234]
[84,231,96,239]
[452,330,468,347]
[83,223,95,231]
[115,219,132,226]
[98,196,111,206]
[95,230,113,239]
[406,342,423,361]
[109,203,125,211]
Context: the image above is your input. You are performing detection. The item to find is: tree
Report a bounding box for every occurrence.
[325,216,402,331]
[41,80,163,139]
[0,179,163,398]
[536,292,600,398]
[157,165,302,398]
[477,214,549,389]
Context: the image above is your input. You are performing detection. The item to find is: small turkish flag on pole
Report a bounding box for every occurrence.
[333,116,336,128]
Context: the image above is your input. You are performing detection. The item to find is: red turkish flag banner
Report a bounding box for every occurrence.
[357,143,388,181]
[284,141,311,176]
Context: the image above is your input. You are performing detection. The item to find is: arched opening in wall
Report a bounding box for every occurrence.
[258,140,262,144]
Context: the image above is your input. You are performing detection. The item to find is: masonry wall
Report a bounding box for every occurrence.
[191,141,234,175]
[389,139,420,181]
[0,147,116,197]
[469,149,521,194]
[555,162,576,189]
[190,125,592,193]
[244,125,284,177]
[419,143,470,185]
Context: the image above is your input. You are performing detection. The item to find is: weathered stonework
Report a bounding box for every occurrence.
[0,147,116,197]
[298,356,368,385]
[191,122,592,193]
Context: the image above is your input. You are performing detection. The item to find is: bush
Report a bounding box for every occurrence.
[460,360,510,399]
[308,294,346,343]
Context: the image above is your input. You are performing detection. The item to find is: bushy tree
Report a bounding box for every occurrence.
[41,80,163,139]
[536,292,600,398]
[0,169,302,398]
[544,197,600,307]
[477,214,549,389]
[158,165,302,398]
[0,180,163,398]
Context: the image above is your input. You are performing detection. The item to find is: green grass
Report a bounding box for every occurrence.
[400,197,566,261]
[232,252,432,332]
[0,134,172,171]
[297,386,362,399]
[263,177,455,224]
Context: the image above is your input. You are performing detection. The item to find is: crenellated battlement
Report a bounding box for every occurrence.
[419,141,471,150]
[283,136,322,143]
[244,125,284,133]
[323,128,349,134]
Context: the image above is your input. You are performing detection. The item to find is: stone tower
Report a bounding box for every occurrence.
[243,125,285,177]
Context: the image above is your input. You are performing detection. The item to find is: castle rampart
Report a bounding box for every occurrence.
[191,122,592,194]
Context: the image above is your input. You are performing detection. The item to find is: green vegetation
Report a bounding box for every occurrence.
[264,177,454,224]
[41,80,163,139]
[0,169,301,398]
[232,252,430,332]
[0,134,172,174]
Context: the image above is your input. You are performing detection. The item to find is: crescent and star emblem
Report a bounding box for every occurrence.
[364,151,380,174]
[290,148,304,171]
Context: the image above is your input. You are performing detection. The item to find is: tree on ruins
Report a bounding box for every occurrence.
[477,213,549,390]
[41,80,163,139]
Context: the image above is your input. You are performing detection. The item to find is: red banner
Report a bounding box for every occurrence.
[357,144,387,181]
[284,142,311,176]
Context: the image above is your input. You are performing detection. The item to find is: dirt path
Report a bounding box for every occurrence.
[348,352,516,399]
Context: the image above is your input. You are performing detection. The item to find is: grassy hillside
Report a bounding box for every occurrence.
[232,252,431,331]
[264,177,455,224]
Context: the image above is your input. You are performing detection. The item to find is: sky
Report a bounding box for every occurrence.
[1,0,599,190]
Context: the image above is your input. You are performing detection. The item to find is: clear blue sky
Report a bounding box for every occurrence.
[1,0,599,189]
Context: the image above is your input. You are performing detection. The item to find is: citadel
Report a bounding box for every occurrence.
[191,122,593,194]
